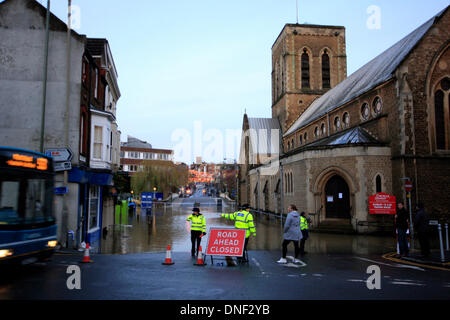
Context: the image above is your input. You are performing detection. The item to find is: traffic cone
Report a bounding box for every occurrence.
[194,245,206,266]
[162,244,175,265]
[81,243,92,263]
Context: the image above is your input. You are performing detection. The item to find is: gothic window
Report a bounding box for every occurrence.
[343,112,350,128]
[376,175,382,193]
[301,49,310,88]
[435,89,446,150]
[334,116,341,131]
[321,123,326,136]
[291,139,294,149]
[299,135,303,145]
[287,141,290,151]
[290,172,294,194]
[373,97,383,116]
[361,103,370,121]
[322,50,331,89]
[314,126,319,138]
[304,132,308,143]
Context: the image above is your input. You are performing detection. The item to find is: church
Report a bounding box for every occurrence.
[238,6,450,233]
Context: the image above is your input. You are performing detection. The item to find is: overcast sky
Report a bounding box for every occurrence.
[35,0,449,164]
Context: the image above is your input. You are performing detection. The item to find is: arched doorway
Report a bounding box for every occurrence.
[325,175,350,219]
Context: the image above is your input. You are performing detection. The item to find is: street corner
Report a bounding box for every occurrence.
[382,252,450,272]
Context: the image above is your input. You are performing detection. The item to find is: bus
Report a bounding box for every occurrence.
[0,147,57,264]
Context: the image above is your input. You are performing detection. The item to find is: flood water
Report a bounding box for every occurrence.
[101,198,397,255]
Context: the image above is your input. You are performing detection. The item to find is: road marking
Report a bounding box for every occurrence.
[382,252,450,272]
[390,281,426,286]
[251,258,266,275]
[347,279,365,282]
[355,256,425,271]
[285,256,307,267]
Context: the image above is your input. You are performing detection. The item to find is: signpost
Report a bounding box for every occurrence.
[45,148,73,172]
[54,186,68,195]
[205,227,246,264]
[402,177,414,249]
[369,193,396,215]
[141,193,153,215]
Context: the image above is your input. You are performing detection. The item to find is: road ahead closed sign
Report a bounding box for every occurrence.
[206,228,246,257]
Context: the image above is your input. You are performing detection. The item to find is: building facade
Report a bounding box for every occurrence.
[0,0,121,249]
[120,136,174,174]
[239,6,450,233]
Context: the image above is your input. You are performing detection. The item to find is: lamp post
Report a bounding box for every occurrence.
[153,187,157,200]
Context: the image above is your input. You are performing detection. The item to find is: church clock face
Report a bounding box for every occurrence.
[361,103,370,120]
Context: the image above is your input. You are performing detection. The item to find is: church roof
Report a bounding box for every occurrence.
[306,127,380,148]
[284,6,448,137]
[247,117,281,155]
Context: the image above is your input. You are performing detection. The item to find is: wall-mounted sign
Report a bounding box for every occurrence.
[369,193,396,215]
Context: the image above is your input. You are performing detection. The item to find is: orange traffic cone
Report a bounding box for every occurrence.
[162,244,175,265]
[194,245,206,266]
[81,243,92,263]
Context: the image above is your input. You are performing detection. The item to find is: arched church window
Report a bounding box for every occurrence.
[321,123,326,136]
[376,175,382,193]
[322,49,331,89]
[301,49,310,88]
[373,97,383,116]
[361,103,370,121]
[343,112,350,128]
[435,89,445,150]
[334,116,341,131]
[314,126,319,138]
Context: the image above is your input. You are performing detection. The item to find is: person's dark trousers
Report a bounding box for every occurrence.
[282,239,299,259]
[241,237,249,261]
[418,231,430,257]
[191,230,202,257]
[299,230,309,254]
[397,228,409,255]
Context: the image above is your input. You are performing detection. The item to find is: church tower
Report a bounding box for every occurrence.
[272,24,347,132]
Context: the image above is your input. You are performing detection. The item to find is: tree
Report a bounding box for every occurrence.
[131,160,188,198]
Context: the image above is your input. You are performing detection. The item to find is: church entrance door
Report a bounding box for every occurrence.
[325,175,350,219]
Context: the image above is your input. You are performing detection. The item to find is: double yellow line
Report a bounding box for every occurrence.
[382,252,450,272]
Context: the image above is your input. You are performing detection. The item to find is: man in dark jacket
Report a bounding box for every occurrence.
[395,202,409,257]
[414,202,430,258]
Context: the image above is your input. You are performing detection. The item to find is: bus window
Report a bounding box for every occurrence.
[25,179,49,222]
[0,181,20,223]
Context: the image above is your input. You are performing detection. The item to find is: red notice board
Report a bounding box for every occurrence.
[205,227,246,257]
[369,193,396,215]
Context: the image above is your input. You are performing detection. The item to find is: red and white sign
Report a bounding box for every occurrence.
[205,228,246,257]
[404,180,413,192]
[369,193,396,215]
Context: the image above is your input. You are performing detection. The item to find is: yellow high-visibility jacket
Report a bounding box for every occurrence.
[187,214,206,232]
[300,216,309,230]
[221,210,256,238]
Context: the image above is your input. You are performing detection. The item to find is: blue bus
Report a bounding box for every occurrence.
[0,147,57,264]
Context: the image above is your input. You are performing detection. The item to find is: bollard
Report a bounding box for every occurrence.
[438,224,445,263]
[445,223,449,251]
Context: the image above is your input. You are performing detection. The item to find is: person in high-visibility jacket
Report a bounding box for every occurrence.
[186,207,206,257]
[299,212,310,255]
[221,204,256,259]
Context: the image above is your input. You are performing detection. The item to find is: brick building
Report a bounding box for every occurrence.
[120,136,174,174]
[239,6,450,233]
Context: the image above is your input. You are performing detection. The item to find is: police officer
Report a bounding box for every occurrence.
[221,204,256,261]
[299,211,310,255]
[186,207,206,257]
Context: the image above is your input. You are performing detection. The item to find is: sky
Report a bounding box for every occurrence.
[34,0,450,164]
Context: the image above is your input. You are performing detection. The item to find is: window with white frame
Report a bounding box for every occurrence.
[93,126,103,159]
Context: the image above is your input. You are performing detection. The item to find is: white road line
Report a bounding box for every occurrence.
[251,257,266,275]
[390,281,426,286]
[347,279,365,282]
[354,257,425,271]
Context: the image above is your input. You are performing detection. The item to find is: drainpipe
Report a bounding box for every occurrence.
[39,0,51,153]
[61,0,72,245]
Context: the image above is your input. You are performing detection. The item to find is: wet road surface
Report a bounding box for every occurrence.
[1,195,449,300]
